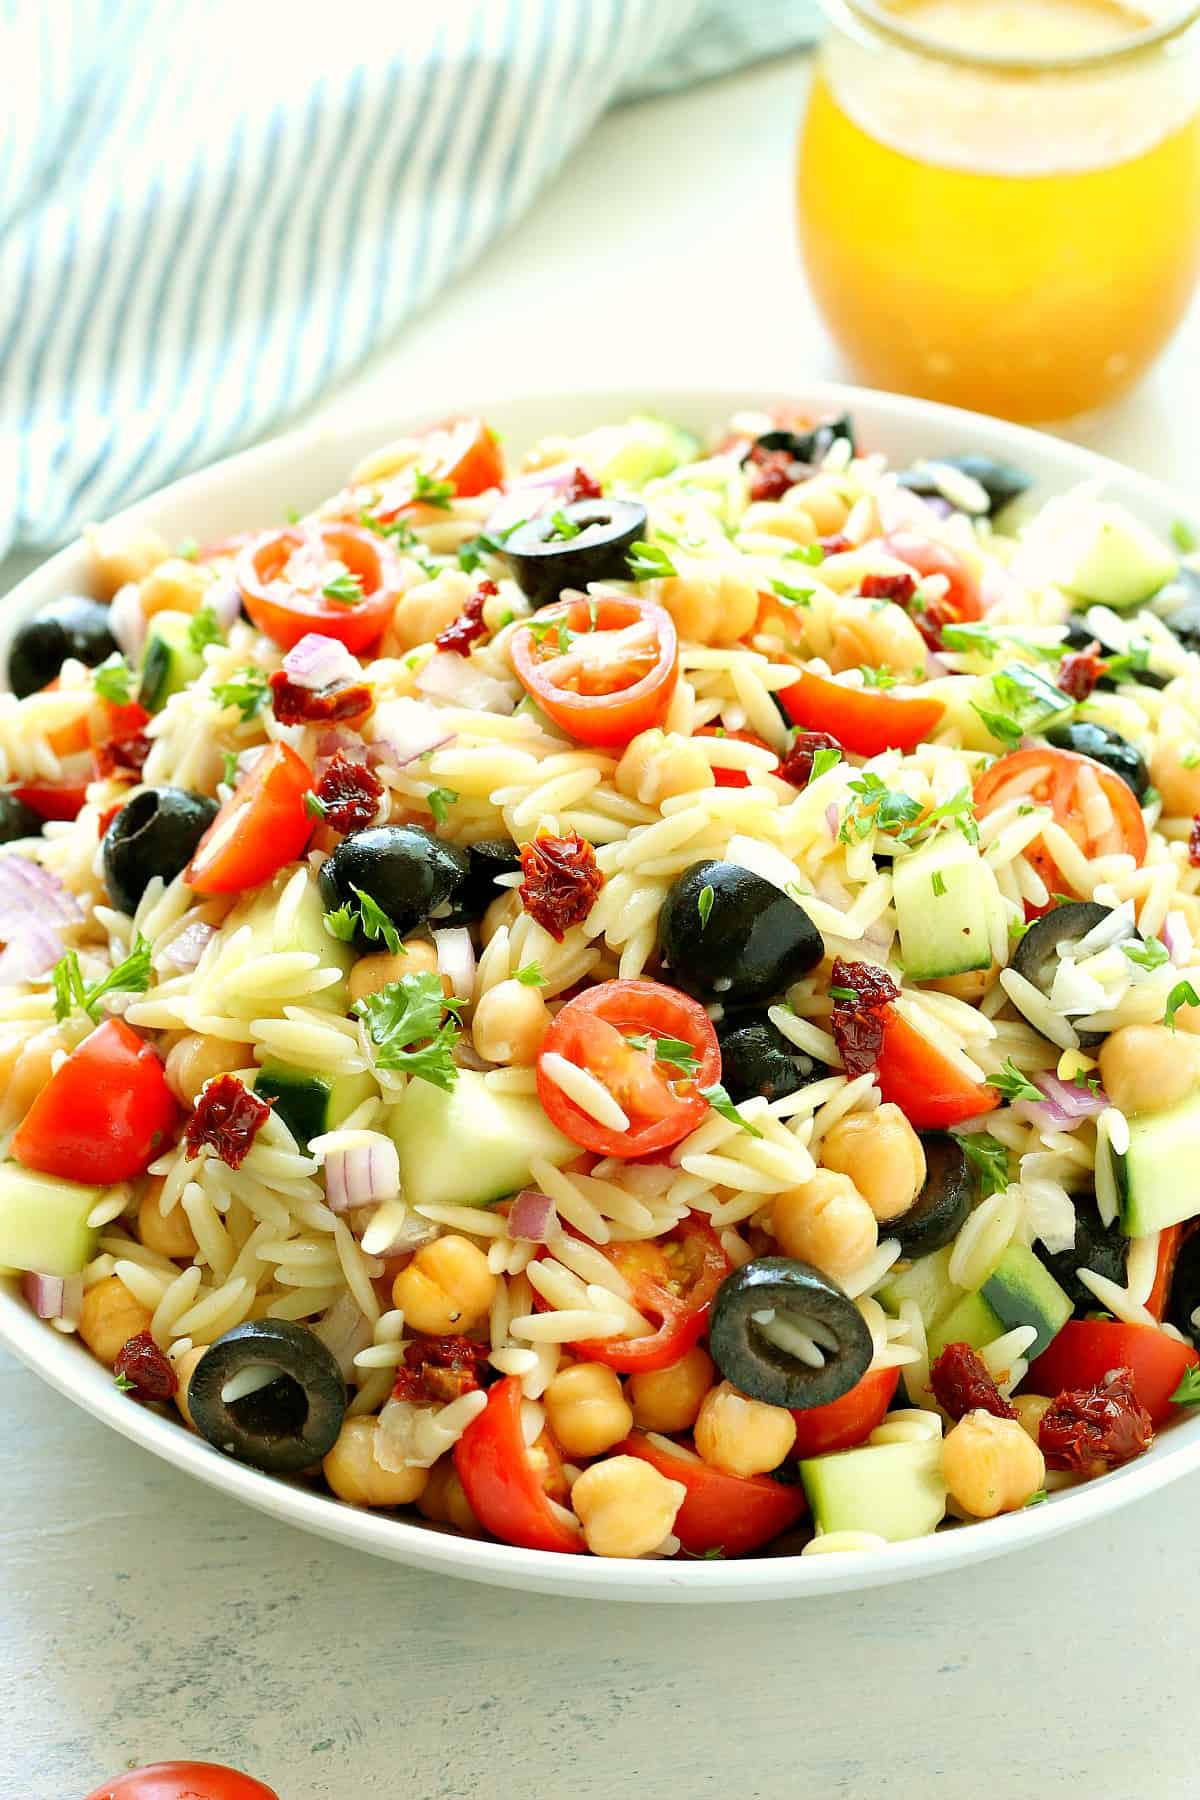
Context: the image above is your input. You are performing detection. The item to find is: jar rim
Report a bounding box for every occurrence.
[820,0,1200,72]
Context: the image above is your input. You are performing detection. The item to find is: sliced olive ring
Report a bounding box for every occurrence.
[716,1014,828,1105]
[497,497,648,610]
[707,1257,874,1410]
[747,412,856,467]
[187,1319,347,1473]
[890,1134,972,1258]
[897,453,1030,517]
[1036,1196,1129,1315]
[1044,721,1150,801]
[1010,900,1134,1049]
[658,860,824,1006]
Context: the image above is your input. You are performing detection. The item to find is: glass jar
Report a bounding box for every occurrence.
[797,0,1200,420]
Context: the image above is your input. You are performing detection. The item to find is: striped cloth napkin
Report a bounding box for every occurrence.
[0,0,817,558]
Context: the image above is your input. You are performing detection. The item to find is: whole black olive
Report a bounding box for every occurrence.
[708,1257,874,1410]
[1166,1229,1200,1340]
[1044,721,1150,800]
[187,1319,347,1473]
[498,497,648,609]
[442,837,521,926]
[657,860,824,1006]
[897,453,1031,517]
[717,1014,828,1105]
[0,793,43,845]
[1062,616,1169,691]
[748,412,857,466]
[889,1134,974,1258]
[318,824,469,942]
[1011,900,1130,1048]
[8,595,117,699]
[102,787,220,914]
[1035,1197,1129,1315]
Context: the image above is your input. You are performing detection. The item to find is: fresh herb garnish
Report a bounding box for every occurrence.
[829,985,859,1002]
[1170,1366,1200,1406]
[286,505,302,524]
[457,518,526,573]
[770,579,813,608]
[53,934,153,1024]
[213,667,269,720]
[221,749,240,787]
[322,569,364,606]
[514,962,545,987]
[354,970,464,1090]
[304,792,328,820]
[808,745,842,786]
[954,1130,1011,1197]
[546,509,582,542]
[626,541,677,582]
[985,1058,1043,1104]
[177,537,199,561]
[971,705,1025,749]
[187,607,225,654]
[1165,979,1200,1031]
[626,1033,700,1078]
[697,883,715,929]
[857,665,898,689]
[426,786,459,826]
[1024,1488,1048,1508]
[1122,936,1169,971]
[1171,520,1198,554]
[411,469,455,510]
[700,1082,763,1138]
[114,1371,137,1393]
[931,869,947,898]
[784,543,825,566]
[93,653,134,705]
[323,888,402,954]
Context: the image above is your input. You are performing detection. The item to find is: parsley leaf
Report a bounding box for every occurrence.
[1165,979,1200,1030]
[931,869,947,897]
[186,607,225,654]
[514,962,545,987]
[697,883,715,929]
[426,786,459,826]
[457,518,526,572]
[361,510,421,553]
[1024,1488,1048,1508]
[954,1130,1010,1198]
[93,653,133,705]
[354,970,464,1089]
[808,745,842,785]
[1170,1366,1200,1406]
[858,665,898,689]
[304,792,328,820]
[770,579,813,608]
[985,1058,1043,1104]
[784,543,825,566]
[322,569,364,606]
[829,985,859,1002]
[412,469,456,510]
[971,704,1024,749]
[114,1371,137,1393]
[1122,936,1169,971]
[177,537,199,561]
[221,749,240,787]
[354,888,401,953]
[626,541,677,581]
[322,904,358,943]
[1171,520,1198,554]
[546,509,582,541]
[700,1082,762,1138]
[213,667,269,720]
[53,935,153,1024]
[626,1033,700,1078]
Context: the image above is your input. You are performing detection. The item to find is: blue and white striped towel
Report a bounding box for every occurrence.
[0,0,817,558]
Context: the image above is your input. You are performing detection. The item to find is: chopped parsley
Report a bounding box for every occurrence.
[304,792,328,820]
[931,869,947,898]
[514,962,545,987]
[625,1033,700,1078]
[213,666,269,720]
[546,509,582,541]
[971,705,1025,750]
[323,887,402,955]
[361,510,421,552]
[626,541,677,582]
[1165,979,1200,1031]
[286,504,302,524]
[985,1058,1043,1104]
[321,569,364,607]
[221,749,240,787]
[177,537,199,561]
[457,518,526,572]
[783,542,825,566]
[93,653,134,705]
[114,1371,137,1393]
[1180,747,1200,770]
[1170,1366,1200,1406]
[1170,520,1198,554]
[697,883,715,929]
[857,665,899,689]
[954,1130,1010,1198]
[53,935,153,1024]
[187,607,225,654]
[808,745,842,785]
[1024,1488,1048,1508]
[354,970,464,1090]
[1122,936,1169,971]
[829,985,859,1002]
[770,579,813,608]
[700,1082,763,1138]
[426,786,459,826]
[411,469,455,510]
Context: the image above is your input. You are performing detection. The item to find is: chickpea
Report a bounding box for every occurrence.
[570,1455,686,1558]
[657,565,759,647]
[386,569,474,654]
[0,1024,64,1131]
[786,475,849,537]
[164,1033,254,1107]
[629,1346,715,1434]
[1098,1024,1200,1117]
[819,1104,926,1224]
[1012,1393,1053,1443]
[391,1234,496,1334]
[694,1380,796,1477]
[1150,740,1200,819]
[138,558,210,620]
[348,939,441,1006]
[78,1276,153,1367]
[772,1169,878,1280]
[481,889,521,947]
[942,1410,1045,1518]
[173,1344,207,1432]
[137,1180,197,1260]
[826,598,927,679]
[544,1362,633,1459]
[87,520,171,598]
[615,729,714,807]
[418,1457,482,1534]
[323,1417,429,1508]
[472,978,550,1066]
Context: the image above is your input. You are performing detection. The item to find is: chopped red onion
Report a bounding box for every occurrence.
[312,1291,374,1380]
[1162,910,1193,966]
[369,697,458,767]
[1018,1070,1109,1132]
[485,462,585,535]
[0,918,65,984]
[325,1136,401,1214]
[283,632,362,691]
[434,927,475,1002]
[509,1189,559,1242]
[0,855,84,932]
[23,1270,83,1320]
[108,582,148,660]
[417,654,515,715]
[825,802,840,840]
[161,920,216,972]
[206,575,244,633]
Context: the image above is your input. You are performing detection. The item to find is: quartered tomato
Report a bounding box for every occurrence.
[1029,1319,1198,1428]
[83,1763,279,1800]
[536,979,719,1158]
[695,726,776,788]
[788,1365,900,1458]
[880,532,982,623]
[18,695,152,820]
[236,521,402,652]
[185,742,312,894]
[545,1216,730,1374]
[12,1018,179,1185]
[875,1010,999,1129]
[777,667,944,757]
[973,746,1148,900]
[454,1375,581,1554]
[373,416,504,520]
[620,1430,806,1556]
[510,596,678,748]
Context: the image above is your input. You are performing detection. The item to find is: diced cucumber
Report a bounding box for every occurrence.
[800,1438,947,1543]
[926,1289,999,1363]
[972,662,1076,749]
[578,416,701,490]
[927,1242,1072,1362]
[138,610,207,711]
[0,1166,101,1275]
[644,455,747,531]
[225,867,353,1015]
[255,1063,375,1150]
[877,1244,960,1332]
[1057,503,1179,611]
[1106,1089,1200,1236]
[389,1069,577,1211]
[893,835,996,981]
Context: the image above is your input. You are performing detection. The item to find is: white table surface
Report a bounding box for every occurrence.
[4,49,1200,1800]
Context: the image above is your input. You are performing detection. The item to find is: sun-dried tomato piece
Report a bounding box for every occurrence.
[1057,640,1107,703]
[828,956,900,1079]
[1189,816,1200,869]
[436,578,497,657]
[114,1329,178,1402]
[747,449,802,505]
[315,748,384,834]
[519,828,604,941]
[269,672,373,726]
[779,729,842,789]
[184,1072,272,1169]
[1038,1366,1153,1476]
[860,571,918,607]
[95,733,152,779]
[563,466,603,504]
[931,1341,1017,1422]
[392,1334,492,1406]
[820,533,854,557]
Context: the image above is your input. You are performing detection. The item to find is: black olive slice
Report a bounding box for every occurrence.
[708,1257,873,1411]
[0,793,43,845]
[657,860,824,1006]
[102,787,220,914]
[1166,1230,1200,1341]
[1010,901,1131,1049]
[716,1014,829,1105]
[318,824,470,943]
[1044,721,1150,800]
[897,453,1031,517]
[498,497,648,609]
[1035,1197,1129,1315]
[890,1134,972,1258]
[8,595,118,699]
[188,1320,347,1473]
[747,412,857,467]
[441,837,521,926]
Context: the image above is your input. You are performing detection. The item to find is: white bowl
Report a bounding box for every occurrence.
[2,383,1197,1603]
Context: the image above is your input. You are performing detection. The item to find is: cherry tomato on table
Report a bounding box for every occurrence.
[83,1762,279,1800]
[12,1017,179,1184]
[788,1364,900,1459]
[1029,1319,1199,1428]
[372,416,505,520]
[185,742,312,894]
[620,1430,807,1557]
[777,667,944,757]
[879,532,982,624]
[875,1010,999,1130]
[536,978,719,1158]
[541,1216,730,1375]
[236,521,403,652]
[973,747,1148,902]
[510,595,678,748]
[454,1375,581,1553]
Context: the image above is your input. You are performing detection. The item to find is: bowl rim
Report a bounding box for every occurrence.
[3,378,1198,1602]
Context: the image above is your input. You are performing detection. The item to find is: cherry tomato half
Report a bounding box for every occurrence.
[536,978,719,1158]
[510,596,679,748]
[880,532,982,624]
[973,747,1148,899]
[1147,1223,1187,1321]
[454,1375,582,1553]
[777,667,944,757]
[237,521,402,652]
[548,1216,730,1374]
[12,1018,179,1185]
[373,416,505,520]
[185,743,312,894]
[1028,1319,1199,1428]
[695,726,777,788]
[620,1430,807,1557]
[11,777,91,821]
[875,1010,999,1130]
[83,1762,279,1800]
[788,1365,900,1459]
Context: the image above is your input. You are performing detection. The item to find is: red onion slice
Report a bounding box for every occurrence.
[1162,910,1193,966]
[23,1270,83,1320]
[369,698,458,767]
[108,582,148,661]
[206,574,244,633]
[417,654,514,715]
[509,1189,559,1242]
[1018,1070,1109,1132]
[0,856,84,931]
[160,920,216,972]
[0,918,65,984]
[283,632,362,691]
[434,927,475,1002]
[825,802,840,840]
[485,462,587,535]
[312,1291,374,1380]
[325,1136,401,1214]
